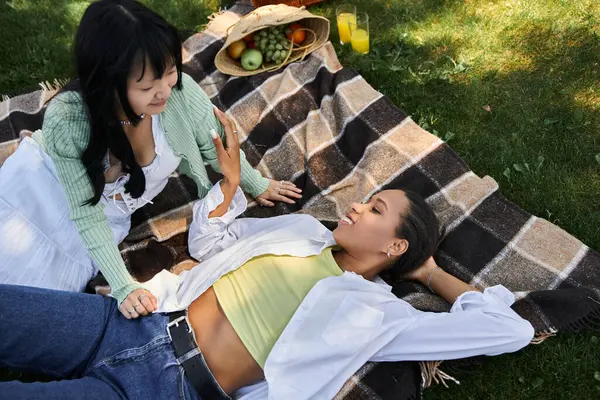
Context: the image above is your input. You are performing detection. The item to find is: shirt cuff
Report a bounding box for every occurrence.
[450,284,515,313]
[194,181,248,226]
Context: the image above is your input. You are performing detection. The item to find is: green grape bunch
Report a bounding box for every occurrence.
[253,25,292,65]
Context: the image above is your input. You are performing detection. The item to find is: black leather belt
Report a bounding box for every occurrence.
[167,311,229,400]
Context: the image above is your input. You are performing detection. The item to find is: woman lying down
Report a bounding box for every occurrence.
[0,109,534,399]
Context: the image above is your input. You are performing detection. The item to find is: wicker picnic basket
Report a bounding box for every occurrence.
[214,4,330,76]
[252,0,326,7]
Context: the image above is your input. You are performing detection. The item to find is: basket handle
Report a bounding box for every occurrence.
[257,27,317,74]
[226,6,307,36]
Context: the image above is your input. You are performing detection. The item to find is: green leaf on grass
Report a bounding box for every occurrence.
[595,153,600,165]
[594,371,600,382]
[591,336,598,344]
[532,377,544,388]
[574,109,584,123]
[513,163,525,173]
[536,156,545,170]
[445,131,456,142]
[503,168,511,180]
[544,117,560,125]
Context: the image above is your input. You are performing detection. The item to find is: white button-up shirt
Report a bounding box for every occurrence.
[143,183,535,399]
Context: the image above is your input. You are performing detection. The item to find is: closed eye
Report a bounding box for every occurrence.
[371,207,381,214]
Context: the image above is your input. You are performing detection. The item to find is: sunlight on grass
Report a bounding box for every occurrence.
[573,88,600,110]
[64,1,91,26]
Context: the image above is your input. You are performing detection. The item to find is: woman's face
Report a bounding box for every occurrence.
[126,58,178,116]
[333,190,409,256]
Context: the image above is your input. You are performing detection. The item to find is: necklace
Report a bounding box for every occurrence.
[120,113,145,125]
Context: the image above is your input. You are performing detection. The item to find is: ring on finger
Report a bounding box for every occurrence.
[133,303,142,308]
[138,294,148,301]
[128,308,135,314]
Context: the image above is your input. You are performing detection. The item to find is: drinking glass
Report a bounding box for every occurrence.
[336,4,356,45]
[349,12,369,54]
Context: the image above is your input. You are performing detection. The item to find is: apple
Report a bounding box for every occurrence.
[241,49,263,71]
[227,40,246,60]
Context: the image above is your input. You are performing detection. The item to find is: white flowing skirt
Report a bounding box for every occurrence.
[0,137,129,292]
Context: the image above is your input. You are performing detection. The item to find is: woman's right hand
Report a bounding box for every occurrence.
[119,288,158,319]
[211,107,241,187]
[403,256,439,284]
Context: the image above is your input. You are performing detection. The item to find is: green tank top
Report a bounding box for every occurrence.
[213,247,343,368]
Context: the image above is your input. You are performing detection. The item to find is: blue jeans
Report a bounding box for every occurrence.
[0,284,201,400]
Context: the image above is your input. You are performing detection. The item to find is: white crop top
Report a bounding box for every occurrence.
[101,114,181,217]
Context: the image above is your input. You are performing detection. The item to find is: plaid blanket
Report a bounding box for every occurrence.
[1,2,599,399]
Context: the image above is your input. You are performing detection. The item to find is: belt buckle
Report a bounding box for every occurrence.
[167,314,192,341]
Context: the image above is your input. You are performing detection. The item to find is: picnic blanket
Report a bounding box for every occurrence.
[1,2,599,399]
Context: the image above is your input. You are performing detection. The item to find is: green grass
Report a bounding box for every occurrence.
[1,0,599,398]
[0,0,218,95]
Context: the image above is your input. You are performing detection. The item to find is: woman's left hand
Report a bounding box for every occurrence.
[255,179,302,207]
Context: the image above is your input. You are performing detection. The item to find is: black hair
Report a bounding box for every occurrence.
[385,190,441,278]
[56,0,183,205]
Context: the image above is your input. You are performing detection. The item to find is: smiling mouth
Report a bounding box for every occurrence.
[339,216,354,225]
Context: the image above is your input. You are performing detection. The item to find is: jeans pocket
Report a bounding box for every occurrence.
[100,336,171,367]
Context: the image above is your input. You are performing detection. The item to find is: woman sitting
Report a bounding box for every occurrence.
[0,108,534,399]
[0,0,300,319]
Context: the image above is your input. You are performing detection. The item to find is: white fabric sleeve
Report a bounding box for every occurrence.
[188,181,248,261]
[373,285,535,362]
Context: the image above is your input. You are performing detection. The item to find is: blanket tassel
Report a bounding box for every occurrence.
[531,328,558,345]
[38,78,68,93]
[420,361,460,389]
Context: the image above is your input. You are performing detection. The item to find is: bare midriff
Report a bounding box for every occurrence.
[187,286,265,395]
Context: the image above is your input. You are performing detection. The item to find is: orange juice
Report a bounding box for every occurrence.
[337,12,356,44]
[350,28,369,54]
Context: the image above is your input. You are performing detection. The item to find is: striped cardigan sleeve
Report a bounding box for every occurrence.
[181,73,270,198]
[42,94,142,304]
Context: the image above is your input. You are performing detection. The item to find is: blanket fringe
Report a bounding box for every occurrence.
[531,328,558,344]
[419,361,460,389]
[38,78,68,93]
[562,299,600,333]
[205,8,226,32]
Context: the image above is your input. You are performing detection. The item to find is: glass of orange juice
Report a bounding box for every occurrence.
[336,4,356,45]
[349,12,369,55]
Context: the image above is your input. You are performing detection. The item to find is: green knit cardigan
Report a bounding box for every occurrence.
[32,73,269,303]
